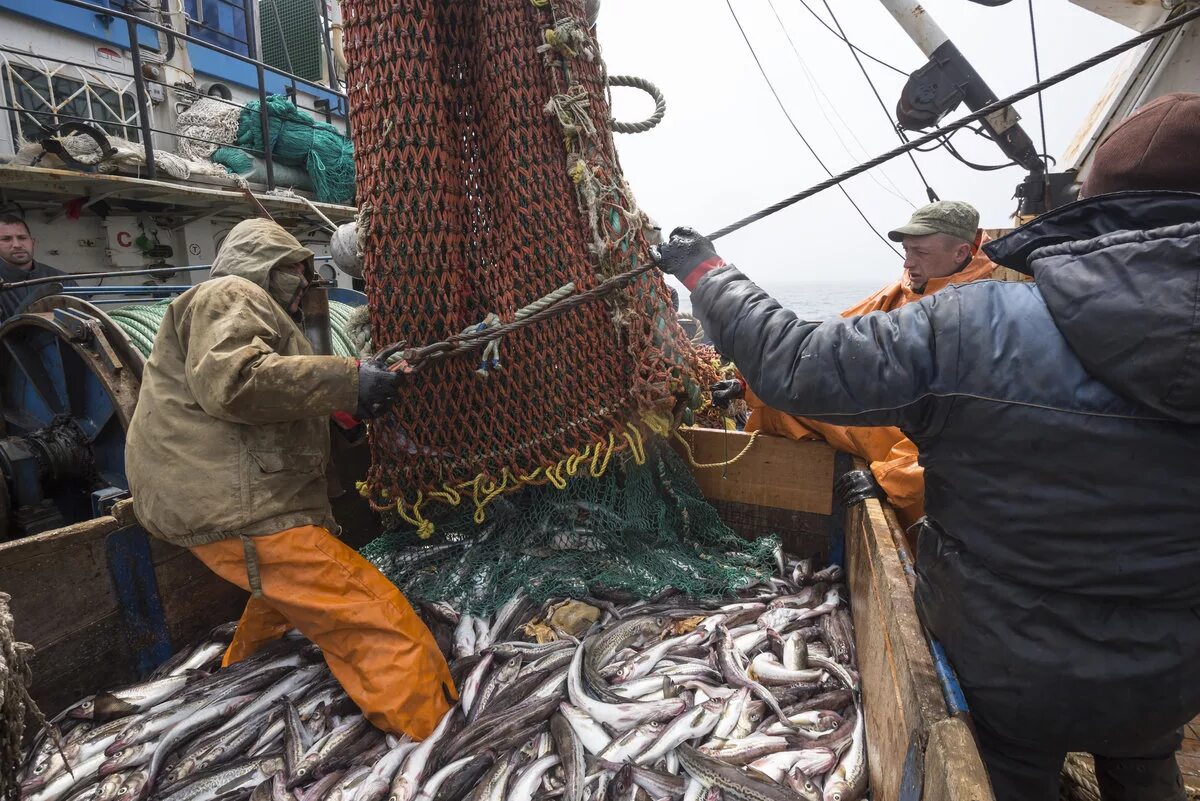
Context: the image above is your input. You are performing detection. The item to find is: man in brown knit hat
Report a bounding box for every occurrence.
[656,92,1200,801]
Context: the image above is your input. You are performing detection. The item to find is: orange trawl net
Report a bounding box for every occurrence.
[343,0,705,530]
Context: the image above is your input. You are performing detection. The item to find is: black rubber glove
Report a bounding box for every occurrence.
[652,227,725,288]
[355,359,402,420]
[834,469,884,507]
[710,378,745,410]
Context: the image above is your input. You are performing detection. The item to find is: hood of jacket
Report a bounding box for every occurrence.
[986,191,1200,423]
[211,219,314,290]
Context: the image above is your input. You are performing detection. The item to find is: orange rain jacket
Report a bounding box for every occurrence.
[744,237,999,528]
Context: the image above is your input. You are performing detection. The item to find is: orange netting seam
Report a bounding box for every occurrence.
[344,0,702,533]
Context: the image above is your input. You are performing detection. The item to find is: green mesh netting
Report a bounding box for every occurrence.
[360,442,779,616]
[212,96,355,205]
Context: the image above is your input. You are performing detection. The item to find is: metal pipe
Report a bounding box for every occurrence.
[255,62,276,190]
[126,17,158,180]
[0,257,334,292]
[301,282,333,355]
[244,0,258,58]
[876,0,950,56]
[317,0,339,90]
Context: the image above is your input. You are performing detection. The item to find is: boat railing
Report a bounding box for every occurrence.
[0,0,350,193]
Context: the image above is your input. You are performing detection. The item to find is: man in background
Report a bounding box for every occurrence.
[714,201,998,527]
[0,214,75,323]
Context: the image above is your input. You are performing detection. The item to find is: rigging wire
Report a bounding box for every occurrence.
[765,0,917,208]
[724,0,902,257]
[708,2,1200,241]
[792,0,911,77]
[1027,0,1052,187]
[818,0,939,202]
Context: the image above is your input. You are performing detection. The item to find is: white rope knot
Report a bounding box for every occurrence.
[544,87,598,140]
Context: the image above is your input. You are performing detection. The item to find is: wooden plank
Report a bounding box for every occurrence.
[673,429,834,515]
[924,718,994,801]
[1,514,247,716]
[704,499,829,560]
[0,165,356,220]
[846,496,958,801]
[0,517,121,653]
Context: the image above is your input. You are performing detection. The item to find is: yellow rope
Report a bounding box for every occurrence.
[672,428,760,470]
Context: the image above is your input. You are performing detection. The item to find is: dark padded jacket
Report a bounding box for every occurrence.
[691,191,1200,609]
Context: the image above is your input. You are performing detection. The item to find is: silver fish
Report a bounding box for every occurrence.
[821,704,866,801]
[567,644,685,732]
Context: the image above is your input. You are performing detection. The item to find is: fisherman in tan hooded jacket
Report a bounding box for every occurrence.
[125,219,456,742]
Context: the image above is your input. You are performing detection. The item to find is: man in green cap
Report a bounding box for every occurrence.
[888,199,990,295]
[715,200,997,531]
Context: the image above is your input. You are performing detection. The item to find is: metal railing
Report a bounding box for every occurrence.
[0,0,350,191]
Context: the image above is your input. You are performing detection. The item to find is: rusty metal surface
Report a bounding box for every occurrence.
[0,165,355,226]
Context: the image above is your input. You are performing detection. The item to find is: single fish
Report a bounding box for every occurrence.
[352,741,414,801]
[596,723,663,764]
[822,705,866,801]
[748,654,824,687]
[458,653,495,719]
[550,713,585,801]
[636,699,723,766]
[567,644,685,732]
[746,748,837,783]
[86,674,200,722]
[386,708,461,801]
[454,616,478,660]
[158,757,285,801]
[465,753,517,801]
[678,745,819,801]
[470,655,522,722]
[558,703,612,756]
[714,627,794,732]
[504,754,558,801]
[428,754,493,801]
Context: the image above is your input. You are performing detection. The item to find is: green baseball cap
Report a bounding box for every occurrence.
[887,200,980,243]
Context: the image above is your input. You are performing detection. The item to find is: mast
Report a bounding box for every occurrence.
[876,0,1074,214]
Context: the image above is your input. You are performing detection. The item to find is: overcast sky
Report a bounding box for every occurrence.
[599,0,1131,286]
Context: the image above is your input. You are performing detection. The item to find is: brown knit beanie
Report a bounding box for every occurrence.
[1081,92,1200,197]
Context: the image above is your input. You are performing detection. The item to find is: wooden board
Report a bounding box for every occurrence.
[0,515,245,717]
[846,498,952,801]
[672,428,834,515]
[924,718,994,801]
[703,499,830,561]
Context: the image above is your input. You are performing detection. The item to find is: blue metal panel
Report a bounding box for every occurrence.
[191,48,346,112]
[105,526,174,677]
[328,288,366,307]
[1,0,160,49]
[183,0,250,56]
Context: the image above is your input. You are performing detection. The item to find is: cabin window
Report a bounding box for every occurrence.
[184,0,252,58]
[1,64,141,145]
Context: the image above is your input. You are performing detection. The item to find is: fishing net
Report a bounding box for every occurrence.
[0,592,43,801]
[360,442,779,616]
[342,0,706,533]
[212,95,355,205]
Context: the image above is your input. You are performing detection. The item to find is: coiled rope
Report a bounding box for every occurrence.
[107,300,361,359]
[607,75,666,134]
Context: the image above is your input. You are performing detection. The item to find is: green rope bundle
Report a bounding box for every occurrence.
[211,96,355,205]
[108,300,360,359]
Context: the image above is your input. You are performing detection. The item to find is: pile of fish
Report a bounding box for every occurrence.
[20,555,866,801]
